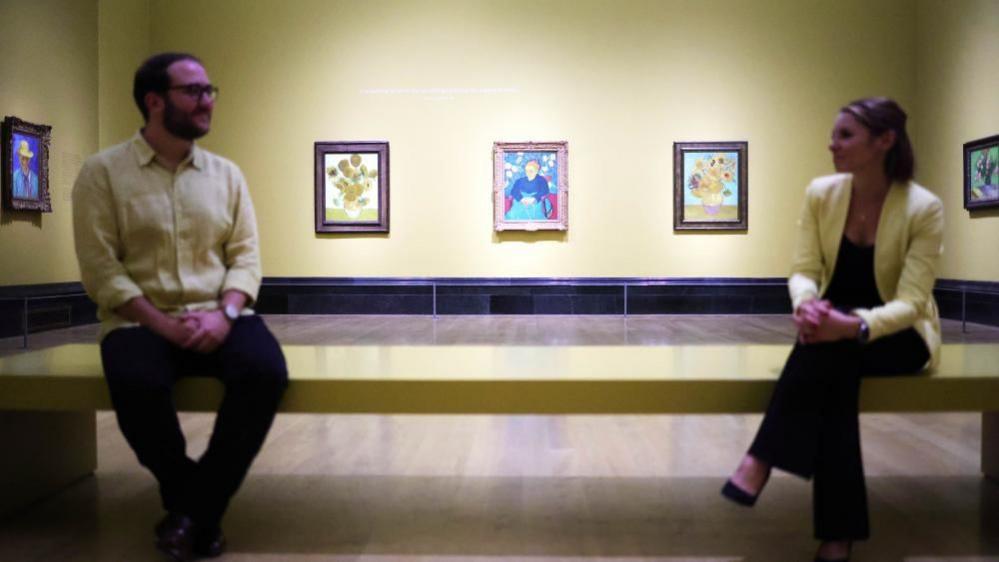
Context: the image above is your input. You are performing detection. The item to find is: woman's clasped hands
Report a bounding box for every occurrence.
[793,299,862,344]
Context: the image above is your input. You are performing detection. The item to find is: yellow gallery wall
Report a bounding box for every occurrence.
[10,0,996,284]
[129,0,918,278]
[98,0,151,149]
[914,0,999,281]
[0,0,97,285]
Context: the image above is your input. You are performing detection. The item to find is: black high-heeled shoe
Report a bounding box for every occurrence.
[814,541,851,562]
[720,479,760,507]
[722,459,771,507]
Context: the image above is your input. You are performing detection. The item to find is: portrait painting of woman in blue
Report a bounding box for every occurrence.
[503,151,558,221]
[11,133,40,200]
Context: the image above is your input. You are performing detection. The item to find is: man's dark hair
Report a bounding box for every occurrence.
[132,52,202,122]
[840,97,916,183]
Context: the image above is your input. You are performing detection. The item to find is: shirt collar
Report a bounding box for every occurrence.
[130,132,157,167]
[130,131,205,171]
[188,143,205,171]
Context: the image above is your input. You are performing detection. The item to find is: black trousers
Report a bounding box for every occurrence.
[748,328,929,541]
[100,315,288,529]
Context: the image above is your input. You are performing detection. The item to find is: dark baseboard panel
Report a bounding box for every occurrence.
[257,277,999,322]
[256,277,794,316]
[934,278,999,327]
[3,278,998,339]
[0,282,97,339]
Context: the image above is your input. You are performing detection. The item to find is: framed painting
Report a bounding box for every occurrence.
[493,141,568,231]
[673,141,747,230]
[2,116,52,212]
[964,134,999,210]
[314,141,389,233]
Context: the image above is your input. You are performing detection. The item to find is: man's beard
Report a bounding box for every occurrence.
[163,98,210,141]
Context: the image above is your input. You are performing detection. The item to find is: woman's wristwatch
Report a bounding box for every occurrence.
[856,319,870,344]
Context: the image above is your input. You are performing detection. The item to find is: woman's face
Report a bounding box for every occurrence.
[828,112,892,176]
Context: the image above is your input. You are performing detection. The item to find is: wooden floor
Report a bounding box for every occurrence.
[1,315,998,561]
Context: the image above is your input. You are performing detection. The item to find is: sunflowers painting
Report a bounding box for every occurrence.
[674,141,748,230]
[314,141,389,233]
[327,153,379,221]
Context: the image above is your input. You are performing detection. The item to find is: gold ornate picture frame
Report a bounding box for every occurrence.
[2,116,52,213]
[493,141,568,232]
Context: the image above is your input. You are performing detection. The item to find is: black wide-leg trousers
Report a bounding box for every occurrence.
[100,315,288,529]
[748,328,929,540]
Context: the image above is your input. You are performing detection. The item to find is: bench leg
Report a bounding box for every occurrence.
[985,412,999,483]
[0,410,96,516]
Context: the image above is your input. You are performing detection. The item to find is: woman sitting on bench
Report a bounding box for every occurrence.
[721,97,944,562]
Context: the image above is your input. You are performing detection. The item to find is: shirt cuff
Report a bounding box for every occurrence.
[222,270,260,305]
[98,283,145,313]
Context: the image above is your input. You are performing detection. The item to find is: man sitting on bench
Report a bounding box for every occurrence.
[72,52,287,561]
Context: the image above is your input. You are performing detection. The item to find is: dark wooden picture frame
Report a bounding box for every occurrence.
[673,141,748,230]
[2,116,52,213]
[964,134,999,211]
[314,141,389,233]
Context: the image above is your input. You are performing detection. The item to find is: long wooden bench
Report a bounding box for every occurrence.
[2,343,998,515]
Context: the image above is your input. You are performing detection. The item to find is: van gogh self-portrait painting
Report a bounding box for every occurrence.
[2,116,52,212]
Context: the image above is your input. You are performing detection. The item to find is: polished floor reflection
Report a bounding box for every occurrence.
[0,315,997,561]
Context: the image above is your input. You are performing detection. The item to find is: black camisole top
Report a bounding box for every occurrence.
[823,235,884,311]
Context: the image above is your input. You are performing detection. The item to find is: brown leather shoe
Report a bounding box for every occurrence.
[154,513,195,561]
[193,526,227,558]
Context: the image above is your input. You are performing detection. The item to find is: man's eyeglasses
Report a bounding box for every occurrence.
[166,83,219,101]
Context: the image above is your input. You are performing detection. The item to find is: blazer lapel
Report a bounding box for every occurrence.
[823,175,852,285]
[873,182,908,301]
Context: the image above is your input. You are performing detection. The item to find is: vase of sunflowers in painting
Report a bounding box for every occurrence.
[327,154,378,219]
[687,153,736,215]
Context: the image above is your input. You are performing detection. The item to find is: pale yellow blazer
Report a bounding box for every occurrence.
[788,173,944,368]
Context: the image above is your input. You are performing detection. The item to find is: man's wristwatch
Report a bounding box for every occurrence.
[856,319,870,344]
[222,303,240,323]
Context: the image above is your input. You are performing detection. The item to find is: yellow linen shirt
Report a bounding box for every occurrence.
[788,173,943,368]
[72,133,261,340]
